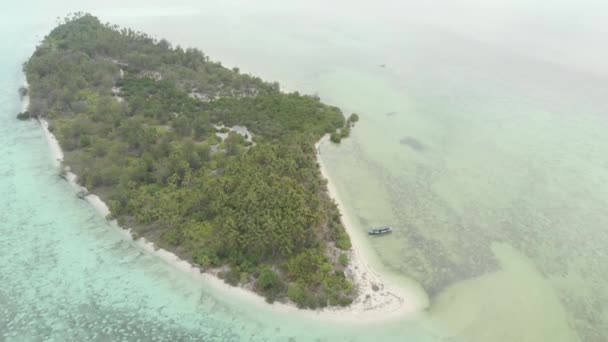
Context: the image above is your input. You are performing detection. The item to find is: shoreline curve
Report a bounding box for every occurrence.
[28,80,425,322]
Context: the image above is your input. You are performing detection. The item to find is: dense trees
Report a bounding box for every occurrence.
[23,13,355,307]
[329,112,360,144]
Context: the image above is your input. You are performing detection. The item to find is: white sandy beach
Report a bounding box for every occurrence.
[315,135,429,319]
[32,84,423,322]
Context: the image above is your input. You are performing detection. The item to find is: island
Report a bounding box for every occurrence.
[20,13,361,309]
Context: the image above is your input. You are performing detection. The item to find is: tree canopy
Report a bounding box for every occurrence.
[23,13,355,307]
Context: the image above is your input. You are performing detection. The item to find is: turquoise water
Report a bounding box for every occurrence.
[3,1,608,341]
[0,25,434,341]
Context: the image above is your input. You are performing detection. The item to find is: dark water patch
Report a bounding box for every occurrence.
[385,111,398,117]
[355,153,499,296]
[400,137,425,151]
[356,141,608,341]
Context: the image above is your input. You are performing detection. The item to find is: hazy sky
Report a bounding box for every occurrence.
[10,0,608,77]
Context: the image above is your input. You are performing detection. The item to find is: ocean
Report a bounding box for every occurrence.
[1,1,606,341]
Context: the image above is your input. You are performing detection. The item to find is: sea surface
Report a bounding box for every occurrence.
[2,1,607,341]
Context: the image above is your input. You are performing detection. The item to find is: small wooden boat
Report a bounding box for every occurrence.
[368,226,392,235]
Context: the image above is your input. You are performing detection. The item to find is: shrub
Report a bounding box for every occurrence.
[336,233,351,250]
[330,132,341,143]
[240,272,249,284]
[303,291,320,309]
[193,250,219,269]
[256,266,284,302]
[287,282,305,307]
[340,126,350,138]
[16,111,31,120]
[223,267,241,286]
[339,253,348,267]
[336,295,353,306]
[79,135,92,147]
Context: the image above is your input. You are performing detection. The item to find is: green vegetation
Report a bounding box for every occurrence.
[22,13,356,307]
[330,132,342,143]
[18,86,28,98]
[16,111,31,120]
[339,253,349,267]
[329,112,359,144]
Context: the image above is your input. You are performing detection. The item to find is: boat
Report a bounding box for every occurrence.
[368,226,393,235]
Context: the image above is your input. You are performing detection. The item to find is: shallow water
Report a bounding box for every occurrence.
[2,1,608,341]
[0,35,433,342]
[314,24,608,341]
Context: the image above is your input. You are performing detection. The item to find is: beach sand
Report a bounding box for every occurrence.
[33,85,423,322]
[314,135,426,319]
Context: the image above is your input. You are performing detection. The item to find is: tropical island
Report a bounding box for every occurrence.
[20,13,365,309]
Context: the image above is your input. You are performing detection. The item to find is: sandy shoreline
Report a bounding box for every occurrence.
[29,82,421,322]
[314,136,425,318]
